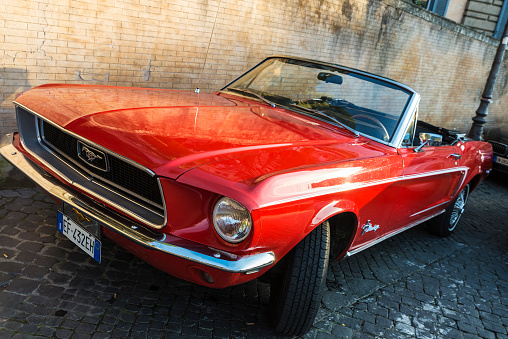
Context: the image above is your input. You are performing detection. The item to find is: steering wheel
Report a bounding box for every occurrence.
[354,114,390,141]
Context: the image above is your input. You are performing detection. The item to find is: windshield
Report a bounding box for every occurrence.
[223,58,413,143]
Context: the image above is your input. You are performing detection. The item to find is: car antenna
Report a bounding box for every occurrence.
[196,0,222,95]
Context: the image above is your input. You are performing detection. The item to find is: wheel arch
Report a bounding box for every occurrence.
[327,212,358,261]
[306,199,359,261]
[467,174,482,193]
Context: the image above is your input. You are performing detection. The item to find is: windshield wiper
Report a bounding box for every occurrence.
[225,87,276,108]
[288,104,359,137]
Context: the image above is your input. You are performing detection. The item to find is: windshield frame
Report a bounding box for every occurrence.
[220,56,421,149]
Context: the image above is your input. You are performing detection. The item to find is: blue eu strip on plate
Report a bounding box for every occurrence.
[57,211,101,263]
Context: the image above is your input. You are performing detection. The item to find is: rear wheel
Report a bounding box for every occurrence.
[269,221,330,336]
[428,184,469,236]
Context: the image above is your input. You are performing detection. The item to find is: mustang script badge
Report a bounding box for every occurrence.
[77,141,109,172]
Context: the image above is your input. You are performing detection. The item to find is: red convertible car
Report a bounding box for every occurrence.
[0,57,493,335]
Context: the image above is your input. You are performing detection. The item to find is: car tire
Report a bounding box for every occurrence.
[428,184,469,237]
[269,221,330,336]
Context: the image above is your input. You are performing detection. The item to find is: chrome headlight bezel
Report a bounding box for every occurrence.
[212,197,252,244]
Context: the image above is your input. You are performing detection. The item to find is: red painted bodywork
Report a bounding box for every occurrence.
[14,83,493,288]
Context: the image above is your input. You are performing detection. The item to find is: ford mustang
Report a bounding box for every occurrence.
[0,56,493,335]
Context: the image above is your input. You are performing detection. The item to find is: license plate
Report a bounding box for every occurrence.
[494,155,508,166]
[57,211,101,263]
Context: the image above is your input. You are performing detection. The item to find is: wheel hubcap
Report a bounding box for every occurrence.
[449,187,468,231]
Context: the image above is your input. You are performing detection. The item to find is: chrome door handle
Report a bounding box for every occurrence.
[449,153,462,159]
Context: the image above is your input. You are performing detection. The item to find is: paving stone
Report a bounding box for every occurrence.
[477,328,496,339]
[0,291,25,308]
[331,324,354,337]
[17,324,39,334]
[11,334,35,339]
[4,277,40,294]
[353,310,376,324]
[35,327,56,336]
[55,329,73,339]
[442,307,464,322]
[482,319,507,334]
[439,326,464,338]
[375,316,393,329]
[2,320,23,331]
[0,235,21,248]
[480,311,503,325]
[337,316,362,331]
[0,262,25,274]
[415,328,434,339]
[395,322,416,336]
[400,304,418,317]
[438,314,458,328]
[42,316,63,327]
[16,241,44,253]
[363,322,385,336]
[457,320,478,334]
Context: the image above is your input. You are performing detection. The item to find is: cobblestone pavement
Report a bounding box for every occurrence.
[0,173,506,339]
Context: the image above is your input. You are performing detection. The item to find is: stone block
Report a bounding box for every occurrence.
[467,11,490,19]
[463,16,498,31]
[466,1,501,16]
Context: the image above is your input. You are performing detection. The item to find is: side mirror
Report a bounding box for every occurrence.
[414,133,443,153]
[414,133,442,152]
[420,133,442,147]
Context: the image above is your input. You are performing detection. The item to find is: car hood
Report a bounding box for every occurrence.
[16,84,382,180]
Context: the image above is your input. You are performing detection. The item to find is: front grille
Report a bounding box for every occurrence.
[489,141,507,156]
[41,121,163,208]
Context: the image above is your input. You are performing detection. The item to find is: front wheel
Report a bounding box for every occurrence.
[428,184,469,237]
[269,221,330,336]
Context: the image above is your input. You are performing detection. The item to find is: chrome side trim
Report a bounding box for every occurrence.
[345,210,445,257]
[410,200,450,218]
[0,139,275,274]
[451,171,467,199]
[259,167,469,208]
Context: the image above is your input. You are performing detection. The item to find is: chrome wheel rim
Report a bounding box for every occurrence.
[449,186,468,231]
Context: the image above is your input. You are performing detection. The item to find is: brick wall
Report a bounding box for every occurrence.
[1,0,507,136]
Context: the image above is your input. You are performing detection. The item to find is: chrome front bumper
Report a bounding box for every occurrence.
[0,134,275,274]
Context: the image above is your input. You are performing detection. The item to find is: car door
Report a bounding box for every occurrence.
[387,136,466,231]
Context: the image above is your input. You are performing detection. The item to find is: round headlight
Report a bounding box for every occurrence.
[213,197,252,243]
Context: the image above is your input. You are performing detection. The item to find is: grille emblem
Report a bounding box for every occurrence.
[83,146,102,161]
[77,141,109,172]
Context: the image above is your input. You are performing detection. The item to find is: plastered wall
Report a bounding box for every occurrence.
[1,0,507,136]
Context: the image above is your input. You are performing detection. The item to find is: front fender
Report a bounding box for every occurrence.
[309,198,359,234]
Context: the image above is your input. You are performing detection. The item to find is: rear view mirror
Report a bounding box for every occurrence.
[317,72,343,84]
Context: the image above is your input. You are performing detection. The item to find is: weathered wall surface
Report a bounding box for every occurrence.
[1,0,507,137]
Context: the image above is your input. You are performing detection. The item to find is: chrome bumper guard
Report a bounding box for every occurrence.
[0,134,275,274]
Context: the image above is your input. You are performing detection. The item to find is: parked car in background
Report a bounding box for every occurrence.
[0,56,493,335]
[485,125,508,174]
